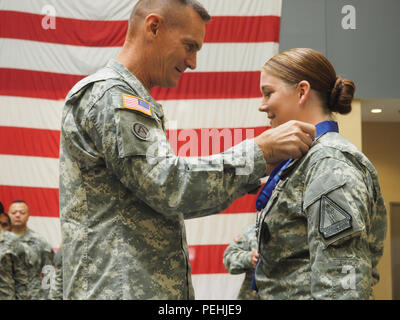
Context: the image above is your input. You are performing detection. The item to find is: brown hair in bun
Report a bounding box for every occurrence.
[263,48,356,115]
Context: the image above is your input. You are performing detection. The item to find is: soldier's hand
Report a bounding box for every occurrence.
[254,120,316,163]
[251,250,259,268]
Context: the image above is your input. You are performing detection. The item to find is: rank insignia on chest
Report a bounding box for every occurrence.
[122,94,152,117]
[319,195,352,239]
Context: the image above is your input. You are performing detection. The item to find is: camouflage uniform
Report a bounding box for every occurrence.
[15,228,54,300]
[255,132,387,299]
[59,59,266,299]
[0,229,30,299]
[48,246,63,300]
[223,222,259,300]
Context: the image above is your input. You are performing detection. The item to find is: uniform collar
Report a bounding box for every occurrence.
[280,121,339,178]
[106,59,165,120]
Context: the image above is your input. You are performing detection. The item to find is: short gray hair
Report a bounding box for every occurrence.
[130,0,211,26]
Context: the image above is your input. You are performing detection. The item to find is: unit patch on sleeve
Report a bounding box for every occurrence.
[319,195,352,239]
[131,122,151,141]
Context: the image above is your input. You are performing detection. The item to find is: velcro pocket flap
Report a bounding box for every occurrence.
[303,173,345,211]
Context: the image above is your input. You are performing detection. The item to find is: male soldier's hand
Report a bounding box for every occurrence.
[254,120,316,163]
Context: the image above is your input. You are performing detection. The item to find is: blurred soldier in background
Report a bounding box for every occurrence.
[9,200,54,299]
[224,222,259,300]
[0,227,30,299]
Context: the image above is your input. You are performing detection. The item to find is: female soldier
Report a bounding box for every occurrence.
[254,48,387,299]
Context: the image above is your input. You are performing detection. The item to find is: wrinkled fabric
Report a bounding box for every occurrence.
[255,132,387,300]
[16,229,54,300]
[0,229,30,299]
[59,59,266,299]
[48,247,63,300]
[223,222,259,300]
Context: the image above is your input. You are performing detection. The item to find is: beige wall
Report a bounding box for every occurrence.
[336,99,362,150]
[362,122,400,300]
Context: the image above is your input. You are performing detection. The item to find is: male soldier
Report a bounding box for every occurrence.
[223,222,259,300]
[59,0,316,299]
[0,227,30,299]
[8,201,54,299]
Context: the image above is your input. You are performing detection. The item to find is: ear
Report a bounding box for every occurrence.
[144,13,163,38]
[297,80,311,106]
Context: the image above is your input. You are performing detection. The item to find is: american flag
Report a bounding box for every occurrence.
[0,0,281,299]
[123,94,152,117]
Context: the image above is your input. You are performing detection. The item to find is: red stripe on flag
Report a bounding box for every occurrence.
[0,11,279,46]
[152,71,262,100]
[189,244,229,274]
[0,68,261,101]
[0,185,59,218]
[0,11,126,47]
[0,68,84,100]
[0,126,268,158]
[167,127,268,156]
[205,16,280,43]
[220,190,262,214]
[0,185,261,218]
[0,126,60,158]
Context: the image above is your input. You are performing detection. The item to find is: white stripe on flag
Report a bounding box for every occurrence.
[185,213,256,246]
[1,0,281,19]
[0,39,278,75]
[192,273,245,300]
[28,216,61,249]
[0,96,63,130]
[1,96,270,130]
[0,155,59,188]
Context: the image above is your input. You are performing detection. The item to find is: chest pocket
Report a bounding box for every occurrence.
[115,108,172,159]
[257,177,288,246]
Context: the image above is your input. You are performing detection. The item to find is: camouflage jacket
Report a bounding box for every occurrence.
[16,228,54,300]
[223,222,259,300]
[59,59,266,299]
[0,229,30,299]
[255,132,387,300]
[48,246,63,300]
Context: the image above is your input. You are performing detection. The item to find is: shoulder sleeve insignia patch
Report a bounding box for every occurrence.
[319,195,352,239]
[122,94,152,117]
[234,232,243,242]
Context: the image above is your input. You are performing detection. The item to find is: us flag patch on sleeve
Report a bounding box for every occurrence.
[122,94,152,117]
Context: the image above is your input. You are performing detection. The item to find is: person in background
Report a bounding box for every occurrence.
[8,200,54,299]
[223,222,259,300]
[0,226,30,299]
[0,212,11,232]
[254,48,387,299]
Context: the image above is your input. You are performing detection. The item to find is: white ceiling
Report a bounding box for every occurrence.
[361,98,400,122]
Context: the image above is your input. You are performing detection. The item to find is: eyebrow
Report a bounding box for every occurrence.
[260,85,274,91]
